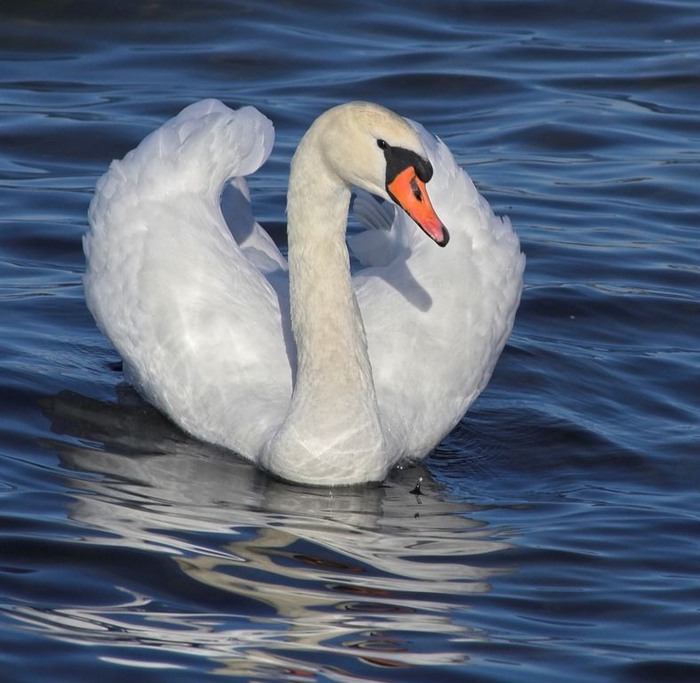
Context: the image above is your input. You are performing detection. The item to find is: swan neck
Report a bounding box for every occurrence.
[286,139,369,388]
[263,132,386,483]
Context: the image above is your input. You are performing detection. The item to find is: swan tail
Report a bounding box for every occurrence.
[353,189,394,232]
[347,190,402,267]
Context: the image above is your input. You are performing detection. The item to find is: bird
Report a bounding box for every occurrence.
[84,99,524,486]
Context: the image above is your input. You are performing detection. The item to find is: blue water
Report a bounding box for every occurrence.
[2,1,699,681]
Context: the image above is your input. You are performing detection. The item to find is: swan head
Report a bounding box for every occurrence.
[296,101,449,247]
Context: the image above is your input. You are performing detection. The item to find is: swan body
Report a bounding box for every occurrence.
[84,99,524,485]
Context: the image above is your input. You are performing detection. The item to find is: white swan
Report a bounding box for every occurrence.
[84,99,524,485]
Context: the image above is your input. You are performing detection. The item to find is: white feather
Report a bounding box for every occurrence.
[84,100,524,485]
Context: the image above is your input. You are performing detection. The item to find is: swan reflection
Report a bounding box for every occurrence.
[19,389,514,679]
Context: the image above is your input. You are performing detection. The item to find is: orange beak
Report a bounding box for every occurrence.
[387,167,449,247]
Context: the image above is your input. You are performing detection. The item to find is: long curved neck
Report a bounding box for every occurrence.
[286,134,377,413]
[262,130,386,483]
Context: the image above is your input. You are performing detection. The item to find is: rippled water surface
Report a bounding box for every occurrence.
[2,1,700,681]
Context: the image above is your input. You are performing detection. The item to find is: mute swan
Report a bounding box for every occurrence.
[84,99,524,485]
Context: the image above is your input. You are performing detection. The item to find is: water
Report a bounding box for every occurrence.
[2,1,699,681]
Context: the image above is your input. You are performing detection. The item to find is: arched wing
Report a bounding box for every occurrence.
[84,100,293,459]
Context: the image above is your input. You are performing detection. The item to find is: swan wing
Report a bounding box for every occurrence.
[84,100,292,459]
[354,121,525,460]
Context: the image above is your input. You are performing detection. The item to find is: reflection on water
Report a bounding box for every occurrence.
[12,390,513,680]
[3,0,700,678]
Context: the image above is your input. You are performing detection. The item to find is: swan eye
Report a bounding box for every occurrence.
[376,139,388,150]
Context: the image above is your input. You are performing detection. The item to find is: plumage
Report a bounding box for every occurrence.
[84,99,524,485]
